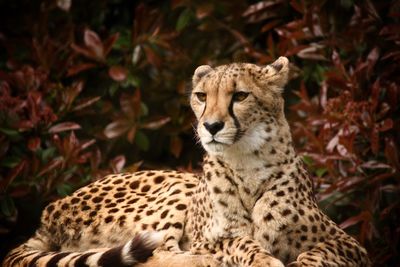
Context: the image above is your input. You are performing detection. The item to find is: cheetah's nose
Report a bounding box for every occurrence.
[203,121,225,135]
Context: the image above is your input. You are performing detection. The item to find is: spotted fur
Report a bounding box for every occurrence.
[3,57,370,267]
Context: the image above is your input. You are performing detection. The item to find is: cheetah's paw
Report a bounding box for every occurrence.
[138,250,220,267]
[251,253,284,267]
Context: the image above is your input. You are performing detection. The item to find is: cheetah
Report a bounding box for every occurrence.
[3,57,371,267]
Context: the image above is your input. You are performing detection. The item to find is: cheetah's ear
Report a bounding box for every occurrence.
[261,57,289,92]
[193,65,213,87]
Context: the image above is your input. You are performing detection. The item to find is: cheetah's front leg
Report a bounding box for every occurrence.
[288,236,371,267]
[192,236,284,267]
[137,250,220,267]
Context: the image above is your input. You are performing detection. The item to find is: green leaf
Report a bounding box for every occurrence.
[79,174,92,186]
[176,8,193,32]
[315,168,327,177]
[64,165,78,176]
[109,83,120,96]
[56,183,74,197]
[1,156,21,168]
[0,196,16,217]
[39,147,57,162]
[121,73,140,88]
[340,0,354,9]
[135,131,149,151]
[0,127,20,137]
[140,102,149,117]
[302,155,314,166]
[106,56,120,65]
[113,30,131,50]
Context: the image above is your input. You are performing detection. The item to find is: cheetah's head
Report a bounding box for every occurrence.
[190,57,289,157]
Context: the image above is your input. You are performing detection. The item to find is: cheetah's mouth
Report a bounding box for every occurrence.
[207,136,231,146]
[207,140,224,145]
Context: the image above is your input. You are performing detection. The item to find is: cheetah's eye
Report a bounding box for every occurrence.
[232,91,249,102]
[195,92,207,102]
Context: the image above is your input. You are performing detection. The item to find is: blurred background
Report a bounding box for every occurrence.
[0,0,399,265]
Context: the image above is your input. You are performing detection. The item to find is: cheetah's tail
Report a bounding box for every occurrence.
[2,231,163,267]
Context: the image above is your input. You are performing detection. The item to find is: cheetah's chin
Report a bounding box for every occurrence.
[202,140,229,154]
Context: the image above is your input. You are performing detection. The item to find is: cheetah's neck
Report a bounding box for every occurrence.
[217,117,296,179]
[200,118,299,241]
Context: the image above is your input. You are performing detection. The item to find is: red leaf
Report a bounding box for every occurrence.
[119,93,138,119]
[242,0,284,18]
[37,157,63,177]
[326,134,339,153]
[261,20,281,33]
[370,79,380,112]
[195,3,214,19]
[79,139,96,151]
[337,144,350,157]
[366,47,380,76]
[110,155,126,173]
[104,119,131,139]
[56,0,71,11]
[126,126,137,144]
[28,137,41,151]
[325,72,349,91]
[332,50,347,78]
[143,45,162,67]
[385,137,400,170]
[108,65,128,82]
[378,118,393,132]
[73,96,101,111]
[380,201,399,220]
[49,122,81,133]
[387,82,398,111]
[370,125,380,155]
[170,136,183,158]
[339,211,371,230]
[382,50,400,60]
[84,29,104,60]
[365,0,380,20]
[0,160,26,189]
[67,131,79,150]
[66,63,97,76]
[63,81,84,108]
[18,120,34,130]
[296,45,327,61]
[71,43,98,60]
[289,0,304,13]
[171,0,185,9]
[132,89,141,107]
[361,161,392,170]
[368,172,395,185]
[9,185,31,197]
[141,117,171,130]
[176,81,186,95]
[103,33,120,57]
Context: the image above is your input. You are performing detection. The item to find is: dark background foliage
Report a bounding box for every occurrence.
[0,0,399,265]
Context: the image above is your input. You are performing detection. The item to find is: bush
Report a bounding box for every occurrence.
[0,0,398,265]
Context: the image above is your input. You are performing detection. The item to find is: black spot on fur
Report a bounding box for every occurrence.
[271,62,283,72]
[141,185,151,192]
[176,204,187,210]
[98,246,126,267]
[130,181,140,190]
[73,252,96,267]
[154,176,165,184]
[45,252,71,267]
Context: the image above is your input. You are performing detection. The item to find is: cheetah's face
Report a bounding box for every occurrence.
[190,57,289,156]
